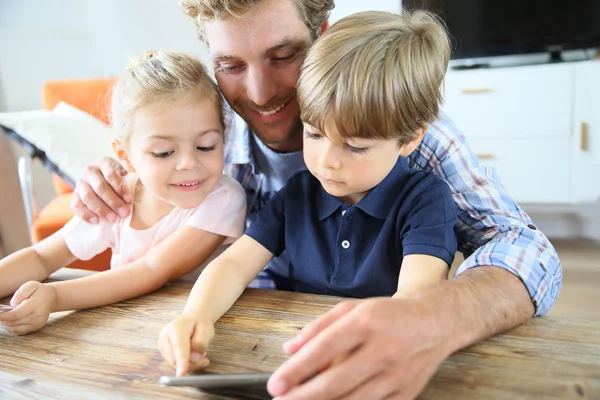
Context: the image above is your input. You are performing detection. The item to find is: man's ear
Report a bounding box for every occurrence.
[399,124,428,157]
[317,20,329,36]
[111,139,135,173]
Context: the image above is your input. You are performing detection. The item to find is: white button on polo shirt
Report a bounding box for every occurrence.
[341,240,351,249]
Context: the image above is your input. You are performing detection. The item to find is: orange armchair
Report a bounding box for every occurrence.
[24,78,116,271]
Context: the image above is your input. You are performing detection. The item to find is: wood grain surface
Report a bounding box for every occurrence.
[1,270,599,399]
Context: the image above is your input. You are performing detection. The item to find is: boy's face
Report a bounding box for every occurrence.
[303,112,404,205]
[205,0,314,153]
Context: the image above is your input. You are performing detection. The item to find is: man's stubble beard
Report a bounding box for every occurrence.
[232,101,305,152]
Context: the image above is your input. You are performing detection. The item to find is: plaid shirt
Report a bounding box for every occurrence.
[224,112,562,317]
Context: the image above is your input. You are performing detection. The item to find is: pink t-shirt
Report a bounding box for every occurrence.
[61,175,246,278]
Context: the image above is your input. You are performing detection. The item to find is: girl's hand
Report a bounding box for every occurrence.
[0,282,57,335]
[158,314,214,376]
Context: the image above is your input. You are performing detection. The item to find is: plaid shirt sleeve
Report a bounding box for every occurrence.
[409,111,562,316]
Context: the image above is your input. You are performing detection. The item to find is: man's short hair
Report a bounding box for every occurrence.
[298,10,451,144]
[180,0,335,42]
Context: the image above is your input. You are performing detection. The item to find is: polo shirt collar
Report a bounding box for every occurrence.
[316,156,410,220]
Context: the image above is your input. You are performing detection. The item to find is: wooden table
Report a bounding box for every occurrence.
[1,271,599,399]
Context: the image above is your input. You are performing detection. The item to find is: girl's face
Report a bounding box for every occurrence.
[120,97,225,209]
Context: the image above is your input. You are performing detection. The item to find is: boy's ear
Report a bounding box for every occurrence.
[111,139,135,173]
[317,20,329,36]
[398,124,428,157]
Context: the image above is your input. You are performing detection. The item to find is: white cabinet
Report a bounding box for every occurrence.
[572,62,600,204]
[444,64,573,139]
[443,61,600,205]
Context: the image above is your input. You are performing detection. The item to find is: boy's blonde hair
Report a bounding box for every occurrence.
[179,0,334,41]
[110,49,224,144]
[298,10,450,145]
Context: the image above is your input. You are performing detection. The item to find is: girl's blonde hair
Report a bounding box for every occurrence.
[297,10,451,145]
[179,0,334,41]
[110,49,224,145]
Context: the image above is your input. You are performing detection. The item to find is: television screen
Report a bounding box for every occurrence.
[402,0,600,59]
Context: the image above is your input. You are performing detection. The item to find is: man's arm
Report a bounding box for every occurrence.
[410,111,562,316]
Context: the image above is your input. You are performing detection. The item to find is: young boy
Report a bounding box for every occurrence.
[158,9,457,375]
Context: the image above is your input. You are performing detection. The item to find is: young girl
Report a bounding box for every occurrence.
[0,50,246,335]
[158,10,458,376]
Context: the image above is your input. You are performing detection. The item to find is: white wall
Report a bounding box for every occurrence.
[330,0,401,23]
[0,0,211,112]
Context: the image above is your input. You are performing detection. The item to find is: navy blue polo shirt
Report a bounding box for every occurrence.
[245,156,458,298]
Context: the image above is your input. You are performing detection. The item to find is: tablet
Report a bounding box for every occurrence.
[159,372,272,388]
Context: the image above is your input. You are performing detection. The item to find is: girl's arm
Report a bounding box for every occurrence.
[48,225,226,312]
[182,234,274,323]
[393,254,449,299]
[0,232,76,298]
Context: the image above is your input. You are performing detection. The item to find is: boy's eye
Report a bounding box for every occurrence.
[346,144,369,155]
[304,130,322,140]
[197,145,216,152]
[152,151,174,158]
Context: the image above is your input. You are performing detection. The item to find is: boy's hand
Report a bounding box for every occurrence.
[0,282,57,335]
[158,314,214,376]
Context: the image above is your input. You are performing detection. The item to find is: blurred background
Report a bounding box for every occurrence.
[0,1,598,319]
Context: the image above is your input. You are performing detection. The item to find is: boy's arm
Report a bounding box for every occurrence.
[393,254,449,299]
[48,225,226,312]
[182,235,274,323]
[0,232,76,298]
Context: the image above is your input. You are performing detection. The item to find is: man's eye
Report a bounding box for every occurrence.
[304,130,322,140]
[218,64,243,74]
[197,145,216,152]
[273,54,294,62]
[152,151,173,158]
[346,144,369,155]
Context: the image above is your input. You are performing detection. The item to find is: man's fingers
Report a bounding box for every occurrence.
[74,179,116,222]
[269,308,365,397]
[100,158,132,207]
[272,342,382,400]
[284,300,360,355]
[85,164,127,218]
[71,193,99,224]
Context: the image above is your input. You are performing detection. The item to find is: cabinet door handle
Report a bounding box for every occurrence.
[476,153,495,160]
[461,88,493,94]
[580,122,589,152]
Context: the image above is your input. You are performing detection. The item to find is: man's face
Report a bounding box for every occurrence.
[205,0,313,152]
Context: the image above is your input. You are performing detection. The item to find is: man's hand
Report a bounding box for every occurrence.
[267,267,535,400]
[0,282,57,335]
[72,157,132,224]
[267,297,451,400]
[158,314,214,376]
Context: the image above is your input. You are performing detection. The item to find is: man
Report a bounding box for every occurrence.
[72,1,562,399]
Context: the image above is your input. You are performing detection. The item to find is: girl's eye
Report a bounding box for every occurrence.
[153,151,174,158]
[197,145,216,152]
[346,144,369,155]
[304,130,322,140]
